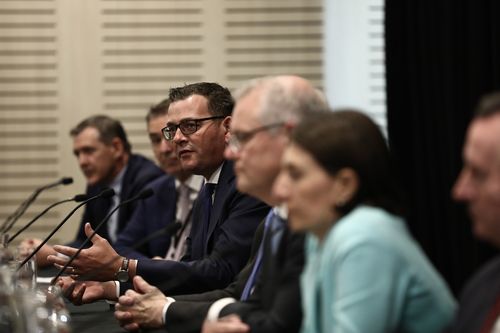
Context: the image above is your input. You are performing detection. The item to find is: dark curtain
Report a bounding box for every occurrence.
[385,0,500,294]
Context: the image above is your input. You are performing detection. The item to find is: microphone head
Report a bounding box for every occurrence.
[61,177,73,185]
[137,188,154,200]
[73,194,89,202]
[100,188,115,198]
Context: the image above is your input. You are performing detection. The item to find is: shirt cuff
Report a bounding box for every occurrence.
[105,281,120,305]
[206,298,236,322]
[162,297,176,325]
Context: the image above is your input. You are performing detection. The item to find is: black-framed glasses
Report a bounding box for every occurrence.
[228,122,284,152]
[161,116,225,141]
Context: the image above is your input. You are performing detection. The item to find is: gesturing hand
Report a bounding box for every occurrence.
[47,223,122,281]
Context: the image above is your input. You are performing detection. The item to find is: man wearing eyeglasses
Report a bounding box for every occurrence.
[132,82,269,293]
[54,82,269,302]
[113,76,328,333]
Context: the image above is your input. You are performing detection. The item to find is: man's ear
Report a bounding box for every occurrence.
[333,168,359,207]
[110,137,125,158]
[222,116,231,131]
[222,116,231,142]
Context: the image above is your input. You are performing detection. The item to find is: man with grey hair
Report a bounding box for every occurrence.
[114,75,328,333]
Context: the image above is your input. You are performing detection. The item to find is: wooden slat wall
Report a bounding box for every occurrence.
[365,2,386,131]
[99,0,205,156]
[223,0,323,90]
[0,0,324,243]
[0,0,63,241]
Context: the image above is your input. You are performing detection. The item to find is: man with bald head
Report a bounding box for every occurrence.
[114,75,327,333]
[447,91,500,333]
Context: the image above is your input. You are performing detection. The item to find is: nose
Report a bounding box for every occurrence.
[77,153,88,167]
[272,172,289,203]
[172,127,187,145]
[452,169,473,202]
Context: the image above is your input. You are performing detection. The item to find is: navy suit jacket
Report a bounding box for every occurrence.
[129,161,270,295]
[70,154,163,247]
[446,255,500,333]
[114,174,177,259]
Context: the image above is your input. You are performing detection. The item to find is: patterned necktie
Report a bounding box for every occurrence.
[177,183,191,224]
[164,183,192,260]
[199,182,216,248]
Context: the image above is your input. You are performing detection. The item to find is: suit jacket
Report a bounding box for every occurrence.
[127,161,270,295]
[446,255,500,333]
[70,154,163,247]
[164,218,305,333]
[114,174,176,259]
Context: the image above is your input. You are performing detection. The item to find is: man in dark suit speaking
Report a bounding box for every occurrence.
[52,82,269,299]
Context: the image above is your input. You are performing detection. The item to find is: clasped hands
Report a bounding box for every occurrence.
[113,276,249,333]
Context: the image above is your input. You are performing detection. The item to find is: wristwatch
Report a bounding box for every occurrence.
[115,258,130,283]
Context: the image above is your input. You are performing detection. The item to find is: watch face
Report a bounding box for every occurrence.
[116,270,129,283]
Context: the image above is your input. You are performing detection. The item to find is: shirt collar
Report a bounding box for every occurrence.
[205,163,223,185]
[109,165,127,197]
[175,174,204,193]
[274,204,288,220]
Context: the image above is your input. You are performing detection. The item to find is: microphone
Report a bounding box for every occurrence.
[1,177,74,234]
[8,194,89,244]
[17,188,115,269]
[52,188,154,283]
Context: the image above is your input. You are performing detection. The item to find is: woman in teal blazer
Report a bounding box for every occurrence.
[273,110,456,333]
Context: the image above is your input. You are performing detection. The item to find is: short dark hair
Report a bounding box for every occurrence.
[70,115,132,153]
[168,82,234,117]
[292,109,403,216]
[475,91,500,118]
[146,98,170,123]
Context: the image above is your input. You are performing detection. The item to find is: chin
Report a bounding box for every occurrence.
[164,166,182,175]
[288,216,304,233]
[179,160,196,172]
[473,224,491,243]
[236,178,250,193]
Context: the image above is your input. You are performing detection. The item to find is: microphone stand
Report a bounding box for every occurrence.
[0,177,73,234]
[7,194,88,245]
[17,189,114,270]
[51,189,154,283]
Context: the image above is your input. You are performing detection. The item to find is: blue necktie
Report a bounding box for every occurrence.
[200,183,216,250]
[240,209,285,301]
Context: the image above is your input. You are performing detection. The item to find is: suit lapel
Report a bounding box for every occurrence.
[205,161,235,249]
